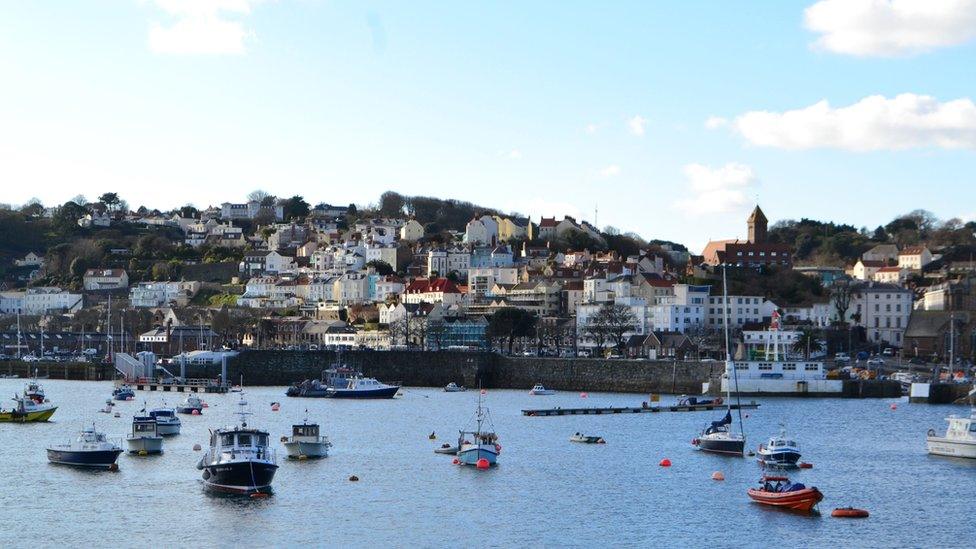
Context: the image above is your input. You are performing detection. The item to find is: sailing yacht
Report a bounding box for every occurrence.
[457,391,501,467]
[693,267,746,456]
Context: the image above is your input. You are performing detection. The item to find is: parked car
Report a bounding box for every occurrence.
[882,347,894,357]
[834,352,850,365]
[867,357,885,367]
[22,355,40,363]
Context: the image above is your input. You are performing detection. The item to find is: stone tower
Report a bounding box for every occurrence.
[747,205,767,244]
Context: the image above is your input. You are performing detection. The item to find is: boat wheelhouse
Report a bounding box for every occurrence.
[148,406,181,436]
[0,395,57,422]
[282,417,332,459]
[127,416,163,455]
[927,406,976,459]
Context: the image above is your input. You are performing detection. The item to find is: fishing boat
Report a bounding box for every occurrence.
[113,384,135,401]
[197,393,278,495]
[0,394,58,422]
[47,424,123,469]
[747,475,823,513]
[325,376,400,399]
[570,433,606,444]
[147,404,181,436]
[927,387,976,458]
[126,416,164,455]
[757,425,802,467]
[176,394,204,414]
[444,382,467,392]
[529,384,556,396]
[457,391,500,467]
[282,412,332,459]
[693,267,746,457]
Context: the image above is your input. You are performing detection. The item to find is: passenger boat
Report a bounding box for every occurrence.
[0,394,58,422]
[757,425,801,467]
[126,416,164,455]
[529,384,555,396]
[570,433,606,444]
[113,384,135,401]
[927,389,976,459]
[147,405,181,436]
[47,424,123,469]
[325,376,400,399]
[197,393,278,495]
[747,476,823,513]
[444,382,467,392]
[282,413,332,459]
[176,394,204,414]
[457,391,500,467]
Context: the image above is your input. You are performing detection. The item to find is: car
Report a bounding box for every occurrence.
[909,357,926,365]
[867,357,885,367]
[882,348,894,357]
[22,355,40,363]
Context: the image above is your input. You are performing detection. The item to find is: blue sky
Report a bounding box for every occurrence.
[1,1,975,251]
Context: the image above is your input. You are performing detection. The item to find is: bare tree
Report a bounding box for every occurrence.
[831,280,855,325]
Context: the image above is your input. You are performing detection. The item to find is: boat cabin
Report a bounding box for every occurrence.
[131,416,159,437]
[149,409,177,420]
[209,428,274,462]
[944,416,976,441]
[292,423,320,438]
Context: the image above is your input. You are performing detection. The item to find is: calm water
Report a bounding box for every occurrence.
[0,379,973,548]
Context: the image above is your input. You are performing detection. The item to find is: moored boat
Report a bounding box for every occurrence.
[126,416,164,455]
[0,395,58,422]
[47,424,123,469]
[197,393,278,495]
[176,394,204,415]
[529,384,555,396]
[927,404,976,459]
[282,413,332,459]
[747,475,823,513]
[457,391,500,467]
[24,374,46,403]
[570,433,606,444]
[326,376,400,399]
[444,382,466,392]
[148,405,181,436]
[757,425,801,467]
[113,384,135,401]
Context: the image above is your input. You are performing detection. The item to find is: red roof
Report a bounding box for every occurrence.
[899,246,927,256]
[405,277,461,294]
[539,217,557,228]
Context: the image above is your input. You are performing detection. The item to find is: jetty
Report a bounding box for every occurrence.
[115,352,229,394]
[522,401,760,417]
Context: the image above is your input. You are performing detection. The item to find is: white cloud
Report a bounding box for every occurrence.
[148,0,258,55]
[507,149,522,159]
[805,0,976,57]
[585,123,599,134]
[673,163,756,215]
[705,116,728,130]
[627,115,647,136]
[600,164,621,177]
[733,93,976,151]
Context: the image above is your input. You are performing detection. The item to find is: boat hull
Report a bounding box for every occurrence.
[457,444,498,466]
[155,422,181,436]
[748,487,823,513]
[696,437,745,456]
[286,388,332,398]
[47,448,123,468]
[927,436,976,459]
[0,406,57,423]
[126,436,164,455]
[201,460,278,495]
[326,386,400,399]
[757,450,801,466]
[176,406,202,414]
[283,440,329,459]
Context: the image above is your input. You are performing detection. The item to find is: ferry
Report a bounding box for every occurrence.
[47,425,123,469]
[197,393,278,495]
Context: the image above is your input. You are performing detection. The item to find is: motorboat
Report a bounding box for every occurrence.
[286,379,331,398]
[24,376,45,403]
[98,399,115,414]
[757,425,801,467]
[326,376,400,399]
[457,391,500,467]
[282,414,332,459]
[747,476,823,514]
[529,384,555,396]
[197,393,278,495]
[176,394,204,414]
[126,416,164,455]
[0,394,58,422]
[434,443,459,455]
[47,424,123,469]
[113,384,135,401]
[444,382,467,392]
[927,405,976,459]
[570,433,606,444]
[147,405,182,436]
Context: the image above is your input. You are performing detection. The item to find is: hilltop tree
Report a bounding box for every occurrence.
[247,189,271,203]
[379,191,407,217]
[282,195,310,221]
[98,192,121,211]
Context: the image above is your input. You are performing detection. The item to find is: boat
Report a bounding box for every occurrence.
[457,390,500,467]
[176,394,204,414]
[197,393,278,495]
[747,475,823,513]
[757,425,802,467]
[282,412,332,459]
[529,384,556,396]
[434,443,459,455]
[570,433,606,444]
[927,386,976,458]
[47,424,123,469]
[693,267,746,457]
[444,382,467,392]
[126,416,164,455]
[24,373,46,403]
[147,404,181,436]
[325,376,400,399]
[0,394,58,422]
[98,399,115,414]
[113,384,135,401]
[286,353,399,399]
[286,379,331,398]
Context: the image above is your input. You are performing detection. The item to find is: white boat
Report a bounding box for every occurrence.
[457,391,500,467]
[757,425,801,467]
[147,405,181,436]
[176,395,204,414]
[126,416,164,455]
[927,387,976,459]
[570,433,605,444]
[444,382,466,392]
[282,413,332,459]
[529,384,555,396]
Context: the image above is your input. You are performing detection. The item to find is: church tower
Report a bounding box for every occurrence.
[747,205,767,244]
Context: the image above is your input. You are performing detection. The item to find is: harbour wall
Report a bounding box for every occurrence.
[0,361,113,381]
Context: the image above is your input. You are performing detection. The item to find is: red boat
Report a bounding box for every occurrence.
[747,476,823,513]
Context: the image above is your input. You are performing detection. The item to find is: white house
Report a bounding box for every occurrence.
[873,266,909,285]
[129,281,200,308]
[83,269,129,291]
[898,246,934,271]
[14,252,44,268]
[705,295,777,328]
[399,219,425,241]
[464,215,499,245]
[0,287,83,314]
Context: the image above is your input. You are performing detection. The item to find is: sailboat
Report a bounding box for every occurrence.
[693,266,746,456]
[457,390,500,467]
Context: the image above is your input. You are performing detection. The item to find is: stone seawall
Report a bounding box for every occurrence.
[0,361,113,381]
[187,351,719,394]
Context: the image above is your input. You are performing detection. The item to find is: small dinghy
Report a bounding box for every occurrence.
[747,475,823,514]
[444,382,466,393]
[434,443,459,455]
[570,433,606,444]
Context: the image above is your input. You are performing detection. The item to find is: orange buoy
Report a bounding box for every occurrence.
[799,462,813,469]
[580,392,588,398]
[476,458,490,469]
[271,403,280,411]
[659,458,672,467]
[831,507,869,518]
[480,389,487,395]
[711,471,725,481]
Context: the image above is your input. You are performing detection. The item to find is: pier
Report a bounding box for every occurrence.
[124,379,229,394]
[522,401,760,417]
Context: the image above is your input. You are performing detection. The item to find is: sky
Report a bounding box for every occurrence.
[1,1,975,251]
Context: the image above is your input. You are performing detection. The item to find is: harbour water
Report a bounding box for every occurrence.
[1,379,973,547]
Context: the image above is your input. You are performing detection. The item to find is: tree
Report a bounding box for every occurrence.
[69,257,89,280]
[792,327,824,359]
[487,308,537,354]
[98,192,121,211]
[247,189,271,203]
[586,303,638,353]
[20,198,44,217]
[366,260,394,276]
[872,226,887,241]
[347,203,358,215]
[282,195,310,221]
[178,205,199,218]
[53,201,87,235]
[379,191,407,217]
[831,280,854,325]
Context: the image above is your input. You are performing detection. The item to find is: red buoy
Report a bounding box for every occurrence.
[476,458,490,469]
[480,389,487,395]
[659,458,672,467]
[890,403,897,410]
[452,458,460,465]
[831,507,869,518]
[191,409,200,415]
[798,462,813,469]
[580,392,588,398]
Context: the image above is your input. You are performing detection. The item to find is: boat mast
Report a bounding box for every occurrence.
[722,266,745,441]
[948,311,955,383]
[16,307,22,359]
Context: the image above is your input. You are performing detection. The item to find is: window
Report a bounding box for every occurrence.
[783,364,796,371]
[805,364,819,371]
[758,363,773,370]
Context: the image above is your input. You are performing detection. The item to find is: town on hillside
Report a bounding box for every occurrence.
[1,192,974,377]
